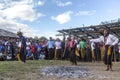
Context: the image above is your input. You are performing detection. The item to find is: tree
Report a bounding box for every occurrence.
[34,36,39,40]
[39,36,48,41]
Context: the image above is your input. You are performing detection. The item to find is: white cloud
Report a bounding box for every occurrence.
[38,1,44,6]
[76,10,96,16]
[56,1,72,7]
[51,11,73,24]
[0,18,40,38]
[0,19,54,39]
[0,0,46,38]
[0,0,44,21]
[3,5,36,21]
[39,31,63,40]
[37,13,46,17]
[41,31,57,39]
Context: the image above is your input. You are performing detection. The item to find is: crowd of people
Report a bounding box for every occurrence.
[0,34,91,62]
[0,29,120,70]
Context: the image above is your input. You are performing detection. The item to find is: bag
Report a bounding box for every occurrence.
[17,53,21,61]
[108,46,111,56]
[119,46,120,53]
[75,49,80,56]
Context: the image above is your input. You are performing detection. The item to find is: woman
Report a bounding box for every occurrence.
[69,37,77,65]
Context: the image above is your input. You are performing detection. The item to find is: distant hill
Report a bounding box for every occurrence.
[0,29,18,38]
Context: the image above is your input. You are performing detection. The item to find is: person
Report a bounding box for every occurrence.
[63,37,71,60]
[17,31,26,63]
[90,28,119,71]
[55,38,62,60]
[86,43,92,62]
[10,40,15,60]
[30,43,36,60]
[79,38,86,61]
[47,37,55,60]
[91,42,95,62]
[69,37,77,65]
[118,42,120,60]
[26,39,32,59]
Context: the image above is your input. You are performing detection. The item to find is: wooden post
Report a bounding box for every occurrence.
[63,33,65,42]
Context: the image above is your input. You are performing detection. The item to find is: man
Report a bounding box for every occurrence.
[17,31,26,63]
[47,37,55,60]
[79,38,86,61]
[90,29,119,71]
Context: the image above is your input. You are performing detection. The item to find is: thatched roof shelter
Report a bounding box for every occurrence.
[57,20,120,39]
[0,29,18,38]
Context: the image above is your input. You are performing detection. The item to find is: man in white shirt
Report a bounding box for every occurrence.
[90,29,119,71]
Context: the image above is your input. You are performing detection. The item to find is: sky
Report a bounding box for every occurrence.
[0,0,120,39]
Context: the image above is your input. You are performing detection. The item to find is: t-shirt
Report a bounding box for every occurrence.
[18,41,22,48]
[47,40,55,49]
[0,45,3,52]
[79,41,86,49]
[37,45,42,51]
[55,41,62,49]
[26,42,31,50]
[30,45,36,53]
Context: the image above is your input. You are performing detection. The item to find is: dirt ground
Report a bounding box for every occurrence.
[27,62,120,80]
[0,61,120,80]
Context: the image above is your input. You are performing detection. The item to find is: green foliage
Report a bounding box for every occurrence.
[39,36,48,41]
[34,36,39,40]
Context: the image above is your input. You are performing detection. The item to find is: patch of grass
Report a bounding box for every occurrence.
[0,60,70,79]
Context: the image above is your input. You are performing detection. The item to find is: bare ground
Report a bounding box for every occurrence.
[0,61,120,80]
[27,62,120,80]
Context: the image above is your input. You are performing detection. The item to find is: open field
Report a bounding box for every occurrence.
[0,60,120,80]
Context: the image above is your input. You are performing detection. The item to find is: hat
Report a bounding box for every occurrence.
[17,31,23,35]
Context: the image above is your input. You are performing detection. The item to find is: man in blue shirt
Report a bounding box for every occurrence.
[47,37,55,60]
[17,31,26,63]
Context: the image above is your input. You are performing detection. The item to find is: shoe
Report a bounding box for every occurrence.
[110,65,112,71]
[110,68,113,71]
[105,65,109,71]
[105,68,109,71]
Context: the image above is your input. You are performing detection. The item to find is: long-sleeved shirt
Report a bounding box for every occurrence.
[90,34,119,46]
[91,42,95,50]
[20,36,26,46]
